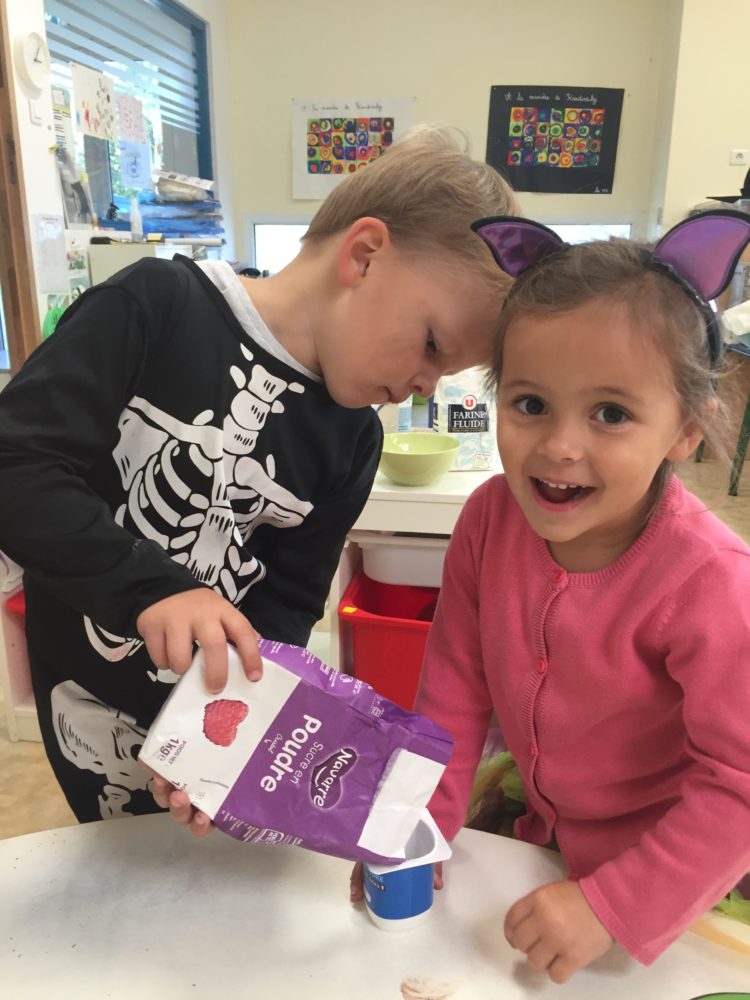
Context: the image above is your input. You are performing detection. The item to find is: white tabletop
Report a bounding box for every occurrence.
[1,816,748,999]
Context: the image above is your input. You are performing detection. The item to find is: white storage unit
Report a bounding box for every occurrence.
[355,531,448,587]
[87,242,222,285]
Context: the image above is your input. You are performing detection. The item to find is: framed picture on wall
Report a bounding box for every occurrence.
[486,85,624,194]
[291,97,416,200]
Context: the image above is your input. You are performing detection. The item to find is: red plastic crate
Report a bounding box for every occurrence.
[338,570,439,710]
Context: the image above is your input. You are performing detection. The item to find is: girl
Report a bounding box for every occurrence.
[414,211,750,982]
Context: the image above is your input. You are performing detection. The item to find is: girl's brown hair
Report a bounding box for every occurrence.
[486,237,734,498]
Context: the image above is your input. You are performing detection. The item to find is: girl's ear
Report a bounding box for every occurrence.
[336,216,390,288]
[666,399,717,463]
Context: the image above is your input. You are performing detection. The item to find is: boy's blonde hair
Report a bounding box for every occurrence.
[303,125,519,284]
[487,237,734,500]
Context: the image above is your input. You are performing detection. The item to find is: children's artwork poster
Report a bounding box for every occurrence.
[119,140,152,189]
[486,86,624,194]
[70,63,116,141]
[116,92,147,144]
[292,97,416,199]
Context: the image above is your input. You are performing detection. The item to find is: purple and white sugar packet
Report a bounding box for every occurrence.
[139,639,453,864]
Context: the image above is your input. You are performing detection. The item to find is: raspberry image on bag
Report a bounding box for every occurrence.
[203,699,249,747]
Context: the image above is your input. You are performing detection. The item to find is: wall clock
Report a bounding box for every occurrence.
[14,31,51,97]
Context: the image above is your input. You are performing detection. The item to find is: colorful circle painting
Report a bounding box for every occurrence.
[307,116,396,174]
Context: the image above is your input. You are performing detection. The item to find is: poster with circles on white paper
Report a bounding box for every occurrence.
[292,96,416,200]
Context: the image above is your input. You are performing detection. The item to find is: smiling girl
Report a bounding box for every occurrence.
[413,212,750,982]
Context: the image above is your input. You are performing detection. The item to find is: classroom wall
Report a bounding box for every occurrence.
[5,0,749,314]
[659,0,750,230]
[224,0,677,253]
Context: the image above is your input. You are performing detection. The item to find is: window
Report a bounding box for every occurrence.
[242,219,634,276]
[44,0,211,218]
[545,223,632,244]
[245,217,311,274]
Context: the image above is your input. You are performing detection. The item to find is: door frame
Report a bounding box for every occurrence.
[0,8,41,374]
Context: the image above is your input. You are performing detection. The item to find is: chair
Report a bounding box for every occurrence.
[694,343,750,495]
[728,344,750,496]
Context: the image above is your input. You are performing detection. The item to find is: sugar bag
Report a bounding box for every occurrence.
[139,639,453,864]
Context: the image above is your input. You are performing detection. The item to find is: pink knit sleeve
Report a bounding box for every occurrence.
[579,549,750,964]
[414,491,495,842]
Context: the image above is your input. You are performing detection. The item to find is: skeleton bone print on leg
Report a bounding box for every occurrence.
[84,350,313,667]
[51,680,152,819]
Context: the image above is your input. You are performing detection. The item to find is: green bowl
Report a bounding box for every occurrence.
[379,432,459,486]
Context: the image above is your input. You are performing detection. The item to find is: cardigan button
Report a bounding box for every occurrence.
[553,569,567,584]
[529,743,538,758]
[537,658,547,674]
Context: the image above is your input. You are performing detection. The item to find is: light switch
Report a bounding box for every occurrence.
[28,98,42,125]
[730,148,748,166]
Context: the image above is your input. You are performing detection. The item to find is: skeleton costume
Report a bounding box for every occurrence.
[0,256,382,821]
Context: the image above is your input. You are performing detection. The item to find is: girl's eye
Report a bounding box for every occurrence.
[514,395,546,416]
[594,404,629,425]
[426,331,438,355]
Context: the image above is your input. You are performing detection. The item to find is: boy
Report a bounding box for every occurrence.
[0,128,516,823]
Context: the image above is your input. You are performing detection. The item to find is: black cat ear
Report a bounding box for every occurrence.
[653,210,750,302]
[472,216,565,277]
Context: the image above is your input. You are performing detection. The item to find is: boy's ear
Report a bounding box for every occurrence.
[336,216,391,288]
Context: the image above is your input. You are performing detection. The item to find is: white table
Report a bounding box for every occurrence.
[1,815,748,999]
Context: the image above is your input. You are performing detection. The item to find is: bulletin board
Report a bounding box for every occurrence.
[486,85,624,194]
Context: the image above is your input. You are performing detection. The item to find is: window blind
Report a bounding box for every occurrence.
[45,0,205,141]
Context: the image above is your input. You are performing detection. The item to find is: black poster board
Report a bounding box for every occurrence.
[486,85,624,194]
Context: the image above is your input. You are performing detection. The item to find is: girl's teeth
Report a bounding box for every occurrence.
[540,479,577,489]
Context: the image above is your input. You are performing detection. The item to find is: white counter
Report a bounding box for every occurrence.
[1,814,747,999]
[351,470,496,534]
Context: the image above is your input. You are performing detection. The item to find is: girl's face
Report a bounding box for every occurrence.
[497,298,701,572]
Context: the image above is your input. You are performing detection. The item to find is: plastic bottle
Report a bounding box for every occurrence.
[396,394,413,432]
[130,197,143,241]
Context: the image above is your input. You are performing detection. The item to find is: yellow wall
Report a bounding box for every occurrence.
[660,0,750,229]
[224,0,680,252]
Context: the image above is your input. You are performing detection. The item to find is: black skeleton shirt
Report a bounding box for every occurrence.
[0,256,382,820]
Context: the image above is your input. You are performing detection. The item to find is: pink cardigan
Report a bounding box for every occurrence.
[416,474,750,964]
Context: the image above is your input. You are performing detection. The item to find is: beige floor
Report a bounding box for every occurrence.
[1,455,749,842]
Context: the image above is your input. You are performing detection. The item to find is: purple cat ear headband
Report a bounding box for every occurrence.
[471,210,750,368]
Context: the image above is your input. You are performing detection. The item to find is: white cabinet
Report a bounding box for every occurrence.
[0,589,40,741]
[87,242,222,285]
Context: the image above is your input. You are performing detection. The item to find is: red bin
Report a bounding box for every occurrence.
[338,570,439,710]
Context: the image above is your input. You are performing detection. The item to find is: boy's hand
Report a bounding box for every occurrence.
[136,587,262,693]
[149,772,213,836]
[349,861,445,902]
[504,879,613,983]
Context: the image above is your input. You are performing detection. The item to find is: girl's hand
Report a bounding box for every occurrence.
[136,588,263,693]
[349,861,445,901]
[504,879,613,983]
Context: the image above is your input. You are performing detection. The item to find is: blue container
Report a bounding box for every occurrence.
[363,860,434,926]
[362,812,450,930]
